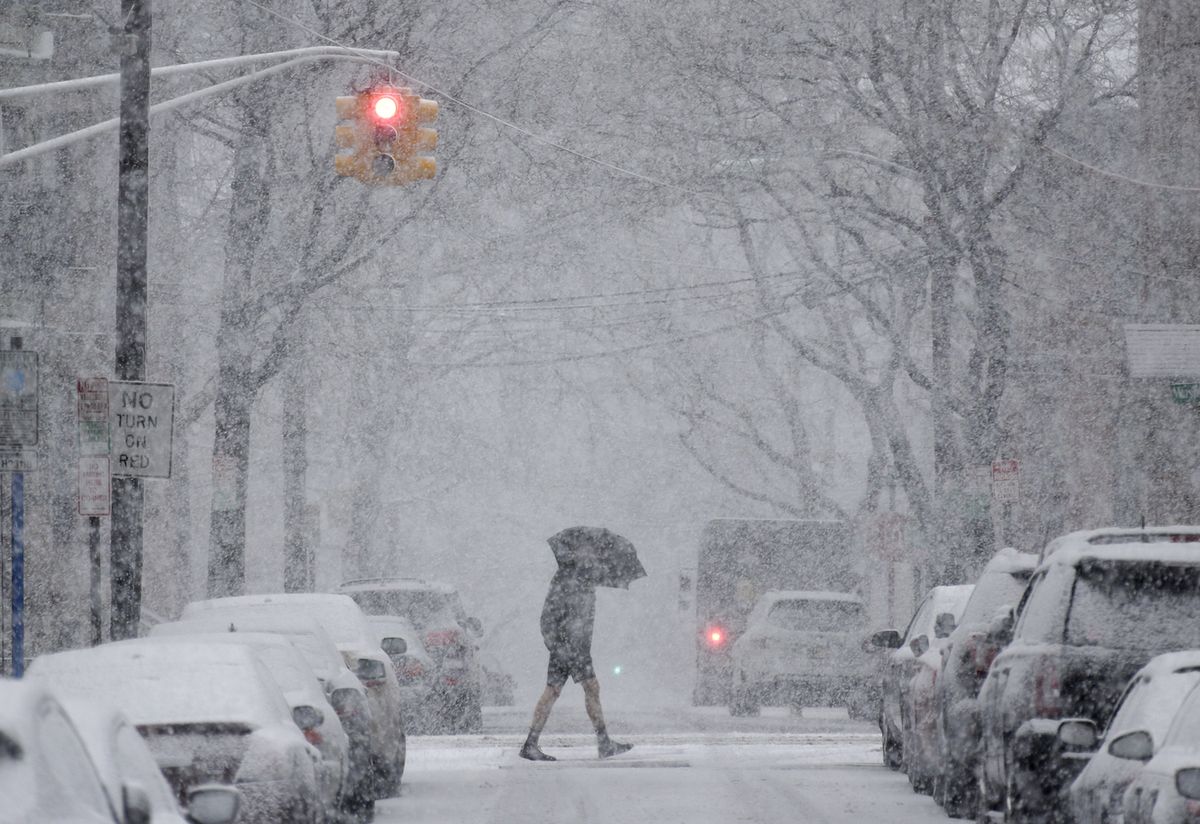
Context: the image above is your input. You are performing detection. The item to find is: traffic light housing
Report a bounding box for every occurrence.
[334,85,439,185]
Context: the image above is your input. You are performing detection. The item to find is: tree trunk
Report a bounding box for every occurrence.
[282,325,311,592]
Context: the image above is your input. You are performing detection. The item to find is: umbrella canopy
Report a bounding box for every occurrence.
[547,527,646,589]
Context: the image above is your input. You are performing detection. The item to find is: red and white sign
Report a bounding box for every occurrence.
[991,459,1020,504]
[78,455,111,516]
[77,377,109,457]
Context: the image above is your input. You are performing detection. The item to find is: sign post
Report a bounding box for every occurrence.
[108,380,173,640]
[0,343,36,677]
[78,378,110,646]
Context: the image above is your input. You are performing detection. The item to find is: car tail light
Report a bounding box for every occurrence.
[303,728,323,747]
[1033,658,1062,718]
[394,655,425,684]
[425,629,462,648]
[705,627,726,648]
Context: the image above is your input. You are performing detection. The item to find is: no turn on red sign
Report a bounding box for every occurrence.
[991,459,1020,504]
[109,381,175,478]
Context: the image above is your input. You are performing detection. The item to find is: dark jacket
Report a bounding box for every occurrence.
[539,568,596,650]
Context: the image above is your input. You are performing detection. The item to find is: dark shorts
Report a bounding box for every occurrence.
[545,638,595,688]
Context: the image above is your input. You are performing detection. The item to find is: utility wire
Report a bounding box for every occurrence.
[1042,144,1200,194]
[234,0,732,205]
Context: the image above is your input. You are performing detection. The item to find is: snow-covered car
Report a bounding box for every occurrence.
[978,527,1200,824]
[367,614,437,733]
[1067,651,1200,824]
[902,583,974,795]
[340,578,485,733]
[0,678,124,824]
[869,584,974,771]
[28,640,324,824]
[141,631,350,816]
[149,615,376,815]
[63,698,241,824]
[934,547,1038,815]
[180,593,407,795]
[729,590,872,716]
[1122,677,1200,824]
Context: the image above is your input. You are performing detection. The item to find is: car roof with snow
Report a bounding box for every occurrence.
[1135,650,1200,680]
[1037,526,1200,569]
[758,590,864,604]
[981,546,1039,575]
[181,593,373,648]
[340,578,459,595]
[148,616,346,681]
[28,640,293,729]
[140,632,325,700]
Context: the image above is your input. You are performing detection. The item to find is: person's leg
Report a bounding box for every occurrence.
[522,654,567,761]
[530,683,561,736]
[581,677,631,758]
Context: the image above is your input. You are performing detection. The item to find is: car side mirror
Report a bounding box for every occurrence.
[934,612,957,639]
[1108,730,1154,762]
[465,617,483,635]
[866,629,903,650]
[292,704,324,732]
[1057,719,1098,751]
[1177,767,1200,801]
[381,637,408,656]
[186,784,241,824]
[909,634,930,657]
[356,657,387,684]
[122,783,153,824]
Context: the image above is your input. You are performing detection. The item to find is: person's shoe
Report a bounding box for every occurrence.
[519,741,556,761]
[598,739,633,759]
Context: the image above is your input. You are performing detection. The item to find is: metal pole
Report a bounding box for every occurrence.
[89,515,102,645]
[111,0,151,642]
[10,470,22,677]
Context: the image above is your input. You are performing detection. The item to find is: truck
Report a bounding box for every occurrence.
[692,518,858,705]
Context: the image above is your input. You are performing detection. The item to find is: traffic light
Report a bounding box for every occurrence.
[334,85,439,185]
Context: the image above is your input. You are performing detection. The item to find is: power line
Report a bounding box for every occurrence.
[234,0,732,205]
[1041,144,1200,194]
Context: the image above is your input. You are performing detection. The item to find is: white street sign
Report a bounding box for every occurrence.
[109,381,175,478]
[77,377,110,456]
[991,459,1020,504]
[0,351,38,445]
[0,448,37,473]
[1125,324,1200,378]
[78,455,111,516]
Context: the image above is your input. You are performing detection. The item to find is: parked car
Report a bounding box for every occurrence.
[977,526,1200,824]
[367,614,437,733]
[934,547,1038,815]
[1067,651,1200,824]
[143,631,350,816]
[0,678,129,824]
[149,615,376,816]
[64,699,241,824]
[902,584,975,794]
[180,593,407,795]
[340,578,485,733]
[869,583,974,771]
[28,641,323,824]
[729,590,872,716]
[1122,677,1200,824]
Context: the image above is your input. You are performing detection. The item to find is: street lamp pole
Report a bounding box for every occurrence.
[111,0,152,641]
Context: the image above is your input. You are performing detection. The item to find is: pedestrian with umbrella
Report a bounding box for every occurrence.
[520,526,646,761]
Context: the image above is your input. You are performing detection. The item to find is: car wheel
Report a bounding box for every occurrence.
[882,721,903,770]
[1004,772,1050,824]
[942,762,977,818]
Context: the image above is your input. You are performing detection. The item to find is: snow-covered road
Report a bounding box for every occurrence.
[377,708,949,823]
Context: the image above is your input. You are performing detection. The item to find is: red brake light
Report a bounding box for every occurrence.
[1034,658,1062,717]
[706,627,725,647]
[424,629,461,647]
[304,728,323,747]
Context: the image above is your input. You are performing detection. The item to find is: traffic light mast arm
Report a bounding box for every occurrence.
[0,46,400,102]
[0,48,400,168]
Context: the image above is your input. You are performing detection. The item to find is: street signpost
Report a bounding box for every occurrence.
[78,378,110,646]
[991,459,1021,504]
[108,381,174,478]
[0,345,35,677]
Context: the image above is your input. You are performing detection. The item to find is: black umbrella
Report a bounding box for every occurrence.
[547,526,646,588]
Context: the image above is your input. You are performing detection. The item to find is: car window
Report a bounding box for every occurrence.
[903,596,933,642]
[767,599,863,632]
[36,706,110,815]
[1011,570,1047,640]
[958,570,1033,626]
[349,590,458,629]
[1066,562,1200,649]
[114,723,178,812]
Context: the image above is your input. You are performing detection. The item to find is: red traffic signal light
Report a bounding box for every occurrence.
[706,627,726,647]
[372,94,400,121]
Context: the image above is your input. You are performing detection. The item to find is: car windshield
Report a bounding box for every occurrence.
[959,571,1032,626]
[350,590,459,629]
[1066,562,1200,649]
[766,599,863,632]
